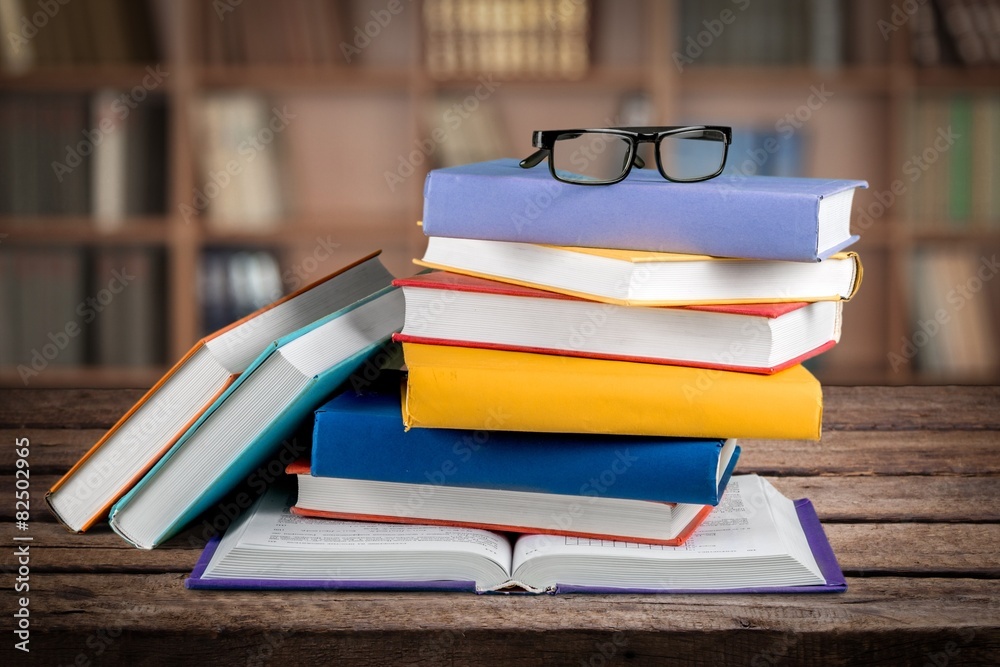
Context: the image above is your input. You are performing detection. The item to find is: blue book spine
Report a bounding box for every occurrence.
[311,384,737,506]
[421,158,866,261]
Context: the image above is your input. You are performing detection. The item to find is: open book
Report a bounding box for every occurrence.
[186,475,846,594]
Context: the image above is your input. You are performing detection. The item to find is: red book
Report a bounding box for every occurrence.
[392,271,840,374]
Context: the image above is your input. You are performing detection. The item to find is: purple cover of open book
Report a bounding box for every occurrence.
[184,499,846,594]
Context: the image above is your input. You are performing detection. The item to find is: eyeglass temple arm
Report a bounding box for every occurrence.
[519,149,548,169]
[520,150,646,170]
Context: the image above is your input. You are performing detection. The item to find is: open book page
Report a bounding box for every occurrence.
[204,486,513,583]
[510,475,825,589]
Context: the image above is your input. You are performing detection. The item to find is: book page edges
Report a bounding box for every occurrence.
[413,259,851,307]
[45,341,237,533]
[289,506,694,547]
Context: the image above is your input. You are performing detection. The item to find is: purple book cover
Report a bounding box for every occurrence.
[185,499,845,594]
[421,158,866,262]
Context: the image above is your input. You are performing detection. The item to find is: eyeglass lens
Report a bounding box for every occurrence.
[550,132,633,183]
[657,129,728,182]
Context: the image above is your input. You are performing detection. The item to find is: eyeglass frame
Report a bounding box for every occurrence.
[519,125,733,185]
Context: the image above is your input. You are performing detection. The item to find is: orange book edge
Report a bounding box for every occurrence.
[46,251,383,533]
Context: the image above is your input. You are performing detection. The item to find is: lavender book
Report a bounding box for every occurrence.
[186,475,846,594]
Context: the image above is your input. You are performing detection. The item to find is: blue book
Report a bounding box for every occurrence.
[108,285,405,549]
[289,375,741,545]
[422,158,867,262]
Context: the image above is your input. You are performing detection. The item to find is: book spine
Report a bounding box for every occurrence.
[401,344,823,440]
[312,410,729,505]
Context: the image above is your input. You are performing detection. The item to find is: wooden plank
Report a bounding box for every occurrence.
[0,388,145,429]
[2,386,998,431]
[20,575,1000,665]
[0,429,105,473]
[738,430,1000,476]
[822,386,1000,431]
[7,474,1000,524]
[771,476,1000,522]
[5,522,1000,578]
[826,523,1000,576]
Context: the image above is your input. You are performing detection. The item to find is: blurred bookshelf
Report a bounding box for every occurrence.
[0,0,998,388]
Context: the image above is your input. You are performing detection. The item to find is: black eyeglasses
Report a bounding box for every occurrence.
[519,126,732,185]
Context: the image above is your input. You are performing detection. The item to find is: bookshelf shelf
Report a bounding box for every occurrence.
[0,217,171,244]
[678,66,896,94]
[427,67,648,92]
[195,66,413,91]
[0,66,171,92]
[915,67,1000,90]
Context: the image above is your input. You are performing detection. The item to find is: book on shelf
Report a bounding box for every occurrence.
[199,248,284,335]
[911,248,999,381]
[422,0,590,80]
[186,474,846,594]
[108,283,405,550]
[45,252,394,534]
[401,343,823,440]
[200,0,345,66]
[192,94,286,231]
[93,247,166,368]
[393,271,843,374]
[0,0,158,70]
[907,94,1000,231]
[415,237,863,307]
[421,159,866,262]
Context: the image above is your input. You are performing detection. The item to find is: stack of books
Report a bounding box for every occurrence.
[190,158,864,594]
[49,158,865,596]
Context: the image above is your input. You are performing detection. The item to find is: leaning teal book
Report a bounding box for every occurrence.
[108,284,405,549]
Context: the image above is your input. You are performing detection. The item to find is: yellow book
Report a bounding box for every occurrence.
[401,343,823,440]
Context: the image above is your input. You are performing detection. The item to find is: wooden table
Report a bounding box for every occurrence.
[2,386,999,665]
